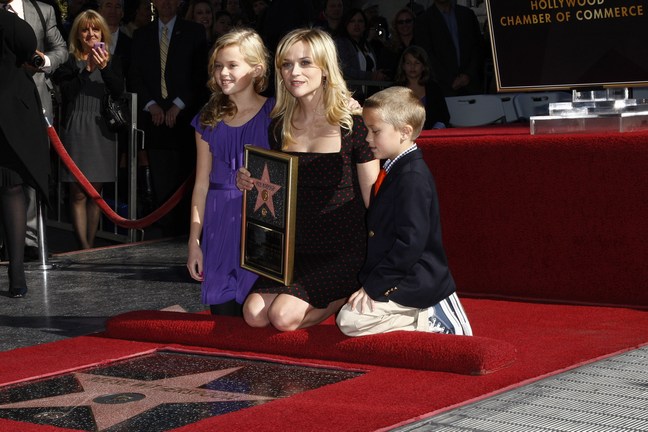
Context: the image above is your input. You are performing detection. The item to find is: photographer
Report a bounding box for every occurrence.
[0,0,68,261]
[0,8,50,297]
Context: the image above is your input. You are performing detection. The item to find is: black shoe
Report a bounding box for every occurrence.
[8,268,27,298]
[8,287,27,298]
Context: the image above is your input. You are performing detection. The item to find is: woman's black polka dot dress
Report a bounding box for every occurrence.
[252,116,374,308]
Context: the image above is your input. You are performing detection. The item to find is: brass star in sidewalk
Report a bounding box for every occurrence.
[0,369,274,431]
[253,163,281,218]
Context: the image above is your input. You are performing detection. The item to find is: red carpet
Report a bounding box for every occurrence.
[418,126,648,309]
[2,298,648,431]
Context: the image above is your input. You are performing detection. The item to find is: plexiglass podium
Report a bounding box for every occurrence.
[530,88,648,135]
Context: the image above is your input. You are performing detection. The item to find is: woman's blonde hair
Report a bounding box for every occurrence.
[68,10,112,61]
[200,28,270,127]
[184,0,215,41]
[271,27,353,147]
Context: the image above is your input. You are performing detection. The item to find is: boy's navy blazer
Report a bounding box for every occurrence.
[359,148,456,309]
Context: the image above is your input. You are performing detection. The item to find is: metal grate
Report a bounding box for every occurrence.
[392,346,648,432]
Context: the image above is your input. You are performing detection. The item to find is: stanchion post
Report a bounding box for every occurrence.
[127,92,139,243]
[34,195,53,270]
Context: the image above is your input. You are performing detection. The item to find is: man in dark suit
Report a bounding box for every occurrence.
[0,8,50,296]
[129,0,207,235]
[414,0,484,97]
[1,0,67,259]
[336,87,472,337]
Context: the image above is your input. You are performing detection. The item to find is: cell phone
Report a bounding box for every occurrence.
[94,42,105,51]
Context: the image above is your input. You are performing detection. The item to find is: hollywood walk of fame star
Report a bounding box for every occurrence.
[253,163,281,218]
[0,368,274,431]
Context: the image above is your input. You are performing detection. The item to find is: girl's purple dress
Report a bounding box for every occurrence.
[191,98,274,305]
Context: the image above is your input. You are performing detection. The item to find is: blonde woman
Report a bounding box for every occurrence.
[53,10,124,249]
[237,28,380,331]
[185,0,217,46]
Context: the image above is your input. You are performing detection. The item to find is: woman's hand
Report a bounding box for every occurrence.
[236,167,254,191]
[347,287,374,314]
[89,45,109,70]
[187,240,204,281]
[347,97,362,112]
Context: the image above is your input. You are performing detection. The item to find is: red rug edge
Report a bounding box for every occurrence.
[104,310,519,375]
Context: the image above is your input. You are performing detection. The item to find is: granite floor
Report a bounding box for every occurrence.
[0,235,204,353]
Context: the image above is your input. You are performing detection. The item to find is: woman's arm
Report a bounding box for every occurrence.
[100,55,125,98]
[356,159,380,208]
[52,57,86,103]
[186,132,212,281]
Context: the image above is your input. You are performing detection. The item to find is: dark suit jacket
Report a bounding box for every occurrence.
[113,29,131,88]
[129,17,207,150]
[0,9,49,199]
[359,149,456,308]
[129,17,206,114]
[22,0,68,120]
[414,4,484,97]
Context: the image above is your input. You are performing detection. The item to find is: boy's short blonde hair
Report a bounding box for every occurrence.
[363,86,426,138]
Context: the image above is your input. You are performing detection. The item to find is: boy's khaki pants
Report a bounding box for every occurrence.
[336,300,428,337]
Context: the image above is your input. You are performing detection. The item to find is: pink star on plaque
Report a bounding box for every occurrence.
[253,163,281,218]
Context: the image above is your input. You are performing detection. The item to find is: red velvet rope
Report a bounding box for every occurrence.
[48,125,194,230]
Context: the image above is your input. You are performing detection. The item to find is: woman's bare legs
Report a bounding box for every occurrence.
[69,182,103,249]
[243,292,346,331]
[85,182,103,248]
[243,292,277,328]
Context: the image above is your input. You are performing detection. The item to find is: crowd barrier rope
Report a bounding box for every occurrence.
[47,125,194,230]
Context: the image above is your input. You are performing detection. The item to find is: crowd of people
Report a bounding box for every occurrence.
[1,0,481,338]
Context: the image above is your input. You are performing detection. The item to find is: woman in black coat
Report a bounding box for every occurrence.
[0,9,50,298]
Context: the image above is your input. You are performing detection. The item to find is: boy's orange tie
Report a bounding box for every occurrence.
[373,168,387,196]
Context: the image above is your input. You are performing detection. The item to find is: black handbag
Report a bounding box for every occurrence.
[101,93,130,132]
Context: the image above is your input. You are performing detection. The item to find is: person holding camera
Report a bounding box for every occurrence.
[0,8,50,297]
[0,0,67,262]
[53,10,123,249]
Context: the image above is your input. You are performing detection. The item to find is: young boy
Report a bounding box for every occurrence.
[336,86,473,337]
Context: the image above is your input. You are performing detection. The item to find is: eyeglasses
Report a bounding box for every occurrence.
[397,18,413,25]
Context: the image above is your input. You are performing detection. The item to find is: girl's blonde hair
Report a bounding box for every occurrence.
[68,10,112,61]
[271,27,353,147]
[364,86,425,139]
[200,28,270,127]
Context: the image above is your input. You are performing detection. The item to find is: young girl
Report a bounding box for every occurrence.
[186,29,272,316]
[394,45,450,129]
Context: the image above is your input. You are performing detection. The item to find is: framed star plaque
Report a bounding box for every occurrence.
[241,145,298,285]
